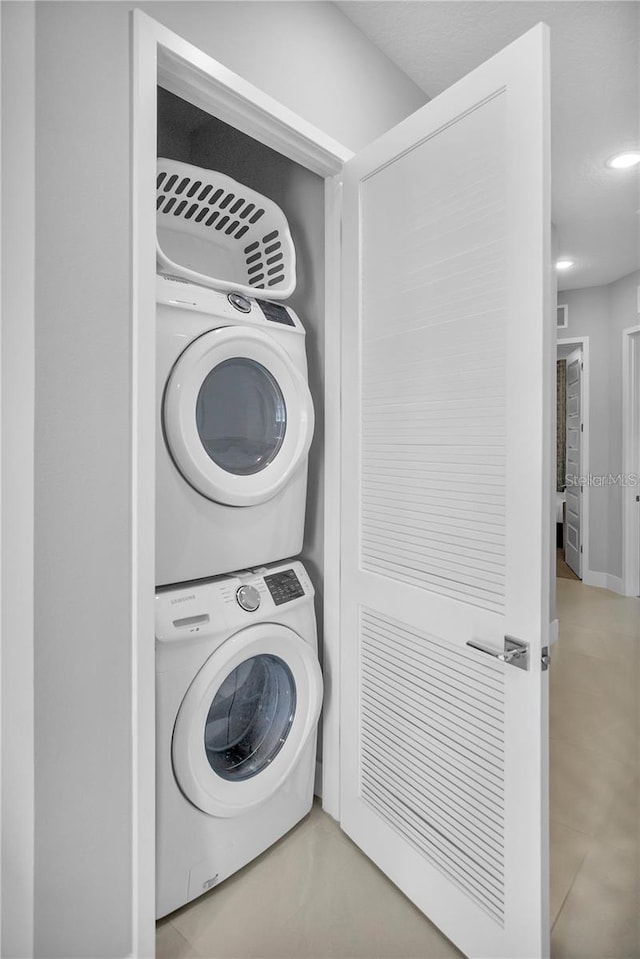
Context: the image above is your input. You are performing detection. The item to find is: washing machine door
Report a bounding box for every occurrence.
[172,624,323,817]
[163,326,314,506]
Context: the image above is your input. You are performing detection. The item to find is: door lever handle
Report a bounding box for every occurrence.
[466,635,529,671]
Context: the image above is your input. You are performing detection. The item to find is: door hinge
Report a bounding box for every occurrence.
[581,423,583,432]
[581,362,584,371]
[541,647,551,671]
[580,545,583,553]
[580,485,584,493]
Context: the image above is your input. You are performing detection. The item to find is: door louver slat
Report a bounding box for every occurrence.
[360,146,506,612]
[360,749,504,872]
[359,608,505,923]
[360,709,504,839]
[365,631,503,715]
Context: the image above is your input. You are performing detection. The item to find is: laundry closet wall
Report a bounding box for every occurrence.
[31,3,426,957]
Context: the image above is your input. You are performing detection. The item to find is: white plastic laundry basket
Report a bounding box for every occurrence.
[156,159,296,300]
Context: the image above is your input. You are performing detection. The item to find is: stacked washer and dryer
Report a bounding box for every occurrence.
[154,159,323,919]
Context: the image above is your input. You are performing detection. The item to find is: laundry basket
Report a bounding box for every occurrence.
[156,159,296,300]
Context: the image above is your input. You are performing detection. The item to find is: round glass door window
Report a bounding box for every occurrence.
[204,655,296,782]
[195,358,287,476]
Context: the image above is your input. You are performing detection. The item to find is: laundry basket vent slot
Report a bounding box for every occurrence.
[156,159,296,298]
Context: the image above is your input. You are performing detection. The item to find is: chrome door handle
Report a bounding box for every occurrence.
[466,635,529,671]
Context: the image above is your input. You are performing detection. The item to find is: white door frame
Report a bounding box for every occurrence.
[557,337,590,582]
[132,12,351,955]
[622,325,640,597]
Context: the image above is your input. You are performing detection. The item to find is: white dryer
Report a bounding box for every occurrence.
[156,274,314,586]
[156,560,322,919]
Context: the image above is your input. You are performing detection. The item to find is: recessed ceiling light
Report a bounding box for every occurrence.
[556,259,574,271]
[606,151,640,170]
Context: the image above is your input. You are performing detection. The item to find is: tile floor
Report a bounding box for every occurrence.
[550,578,639,959]
[158,577,640,959]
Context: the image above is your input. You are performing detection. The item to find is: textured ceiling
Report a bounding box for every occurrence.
[336,1,640,290]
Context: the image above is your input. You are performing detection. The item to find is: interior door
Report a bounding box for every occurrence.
[564,349,582,577]
[340,24,551,959]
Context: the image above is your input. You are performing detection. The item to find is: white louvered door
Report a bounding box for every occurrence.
[340,25,552,959]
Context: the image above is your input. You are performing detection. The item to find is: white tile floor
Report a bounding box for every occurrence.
[158,577,640,959]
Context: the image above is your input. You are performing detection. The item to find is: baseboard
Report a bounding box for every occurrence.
[606,574,627,595]
[582,569,628,595]
[582,569,607,589]
[314,760,322,799]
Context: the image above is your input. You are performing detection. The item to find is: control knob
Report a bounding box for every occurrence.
[228,293,252,313]
[236,584,261,612]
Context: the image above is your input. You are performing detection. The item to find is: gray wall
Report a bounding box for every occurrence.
[34,3,133,956]
[607,270,640,578]
[559,269,640,580]
[30,3,425,956]
[1,4,35,957]
[142,1,427,153]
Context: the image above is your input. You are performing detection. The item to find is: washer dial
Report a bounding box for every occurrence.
[236,584,261,612]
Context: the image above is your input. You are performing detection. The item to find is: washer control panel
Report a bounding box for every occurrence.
[263,568,305,606]
[156,561,314,642]
[236,583,261,612]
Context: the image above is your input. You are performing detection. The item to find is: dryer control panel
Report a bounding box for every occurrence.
[156,274,304,334]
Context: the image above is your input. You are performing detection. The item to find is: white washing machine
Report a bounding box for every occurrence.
[156,274,315,587]
[156,559,323,919]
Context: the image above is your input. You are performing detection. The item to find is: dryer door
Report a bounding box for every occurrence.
[163,326,314,506]
[172,624,323,817]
